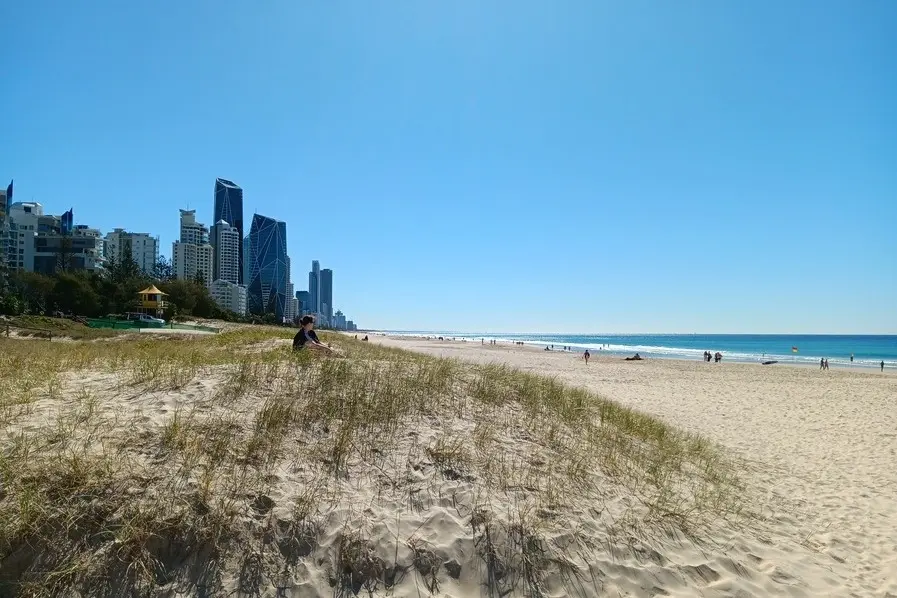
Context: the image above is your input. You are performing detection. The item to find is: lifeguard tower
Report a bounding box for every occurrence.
[137,285,167,317]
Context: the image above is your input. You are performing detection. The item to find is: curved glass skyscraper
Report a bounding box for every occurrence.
[247,214,288,319]
[213,178,244,283]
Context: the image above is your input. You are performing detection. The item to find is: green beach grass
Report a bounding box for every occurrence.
[0,327,746,597]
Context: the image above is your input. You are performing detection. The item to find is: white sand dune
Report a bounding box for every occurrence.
[5,331,895,597]
[369,335,897,597]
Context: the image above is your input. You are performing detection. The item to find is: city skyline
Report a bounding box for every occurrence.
[1,177,358,324]
[0,175,339,317]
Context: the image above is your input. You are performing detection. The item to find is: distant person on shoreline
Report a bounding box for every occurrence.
[293,316,334,354]
[820,358,825,370]
[584,349,590,364]
[882,360,885,372]
[850,353,854,363]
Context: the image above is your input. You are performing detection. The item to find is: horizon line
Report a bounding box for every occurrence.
[375,330,897,337]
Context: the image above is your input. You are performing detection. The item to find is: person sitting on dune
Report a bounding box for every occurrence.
[293,315,335,354]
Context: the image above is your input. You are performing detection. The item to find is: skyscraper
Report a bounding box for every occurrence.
[211,220,240,284]
[0,181,10,223]
[0,181,11,273]
[60,209,73,235]
[295,290,311,315]
[214,178,244,284]
[321,268,333,322]
[285,281,296,322]
[178,209,209,244]
[247,214,289,319]
[4,202,41,272]
[172,209,213,287]
[3,180,11,213]
[104,229,160,275]
[308,260,320,315]
[242,235,251,286]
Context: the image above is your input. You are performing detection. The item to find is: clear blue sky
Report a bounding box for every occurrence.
[3,1,895,333]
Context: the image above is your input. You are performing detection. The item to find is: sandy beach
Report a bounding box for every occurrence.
[3,328,896,597]
[366,334,897,597]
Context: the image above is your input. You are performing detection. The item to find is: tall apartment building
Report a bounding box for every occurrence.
[104,229,159,275]
[178,209,208,245]
[285,281,296,322]
[289,297,299,322]
[172,209,213,287]
[214,178,244,284]
[49,224,104,273]
[210,279,247,315]
[0,180,11,272]
[211,220,240,284]
[0,180,10,220]
[3,201,40,272]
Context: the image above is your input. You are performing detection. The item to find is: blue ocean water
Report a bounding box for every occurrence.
[392,332,897,369]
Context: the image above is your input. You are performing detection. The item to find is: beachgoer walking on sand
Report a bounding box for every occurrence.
[820,358,825,370]
[584,350,590,364]
[881,360,885,372]
[824,358,829,370]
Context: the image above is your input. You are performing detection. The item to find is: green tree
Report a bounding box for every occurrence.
[10,271,56,314]
[159,279,199,315]
[153,256,173,282]
[107,243,142,283]
[52,272,100,316]
[56,236,75,273]
[159,278,221,319]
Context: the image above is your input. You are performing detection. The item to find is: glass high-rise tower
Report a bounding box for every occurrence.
[321,268,333,321]
[247,214,289,319]
[214,178,244,283]
[308,260,320,315]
